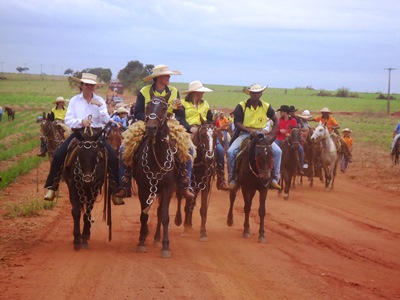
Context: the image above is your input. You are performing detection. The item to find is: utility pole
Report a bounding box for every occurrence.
[40,64,43,75]
[385,68,396,114]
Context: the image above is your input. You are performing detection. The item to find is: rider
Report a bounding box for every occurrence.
[175,80,229,191]
[133,64,195,200]
[227,83,282,190]
[110,106,129,131]
[215,111,231,151]
[391,121,400,156]
[311,107,353,163]
[37,96,68,157]
[340,128,353,173]
[43,73,125,205]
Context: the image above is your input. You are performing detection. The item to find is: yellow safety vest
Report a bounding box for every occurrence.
[239,100,270,129]
[51,107,66,120]
[182,99,210,126]
[140,85,179,114]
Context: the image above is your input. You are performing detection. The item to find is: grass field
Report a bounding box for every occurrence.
[0,73,399,190]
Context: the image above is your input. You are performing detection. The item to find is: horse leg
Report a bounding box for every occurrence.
[258,189,268,243]
[183,195,195,234]
[137,193,149,253]
[81,204,93,249]
[160,189,173,258]
[242,188,255,238]
[70,195,82,250]
[174,189,183,226]
[153,203,162,247]
[284,172,291,200]
[324,166,331,191]
[199,187,210,242]
[227,190,236,226]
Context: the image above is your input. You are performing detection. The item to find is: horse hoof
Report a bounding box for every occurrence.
[174,217,182,227]
[284,194,289,200]
[199,236,209,242]
[153,241,162,248]
[136,245,147,253]
[242,231,251,238]
[227,218,233,227]
[81,241,89,249]
[160,250,172,258]
[258,237,267,243]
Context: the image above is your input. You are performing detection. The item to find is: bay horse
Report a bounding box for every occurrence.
[310,122,340,191]
[279,127,301,200]
[174,123,218,241]
[107,125,123,156]
[63,126,111,250]
[132,96,178,258]
[39,113,69,162]
[4,106,15,121]
[226,132,274,242]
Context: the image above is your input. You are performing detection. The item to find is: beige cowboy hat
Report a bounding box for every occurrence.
[181,80,213,94]
[143,64,182,82]
[52,96,69,104]
[71,73,105,85]
[342,128,352,133]
[243,83,268,95]
[320,107,332,114]
[299,109,312,119]
[114,102,126,109]
[115,107,129,115]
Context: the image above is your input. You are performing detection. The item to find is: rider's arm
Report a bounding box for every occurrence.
[133,92,145,121]
[174,106,192,133]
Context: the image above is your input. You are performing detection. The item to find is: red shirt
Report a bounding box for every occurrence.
[276,117,298,141]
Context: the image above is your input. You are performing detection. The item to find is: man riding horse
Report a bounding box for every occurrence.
[227,83,282,190]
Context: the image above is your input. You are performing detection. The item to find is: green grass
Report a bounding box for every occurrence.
[4,197,56,218]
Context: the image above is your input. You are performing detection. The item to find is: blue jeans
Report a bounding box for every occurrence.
[227,132,281,183]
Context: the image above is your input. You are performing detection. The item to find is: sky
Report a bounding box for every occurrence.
[1,0,400,93]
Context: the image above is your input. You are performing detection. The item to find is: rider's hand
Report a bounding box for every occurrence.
[82,119,92,127]
[190,127,198,134]
[172,98,182,110]
[250,130,258,139]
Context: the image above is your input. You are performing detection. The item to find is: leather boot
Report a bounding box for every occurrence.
[44,187,55,201]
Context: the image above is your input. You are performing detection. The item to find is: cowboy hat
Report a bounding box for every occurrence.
[115,107,129,115]
[342,128,352,133]
[289,105,298,112]
[243,83,268,95]
[298,109,312,119]
[277,105,291,112]
[71,73,105,85]
[320,107,332,114]
[181,80,213,94]
[143,64,182,82]
[52,96,69,104]
[114,102,126,109]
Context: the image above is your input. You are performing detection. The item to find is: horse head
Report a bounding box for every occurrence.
[145,96,169,140]
[250,132,274,183]
[311,121,328,142]
[194,123,217,164]
[287,127,301,147]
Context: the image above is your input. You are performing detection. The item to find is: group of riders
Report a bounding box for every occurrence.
[39,64,386,206]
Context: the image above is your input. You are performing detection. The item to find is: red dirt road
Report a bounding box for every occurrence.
[1,156,400,299]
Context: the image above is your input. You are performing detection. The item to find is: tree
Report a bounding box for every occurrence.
[118,60,154,94]
[16,67,29,73]
[64,68,74,76]
[83,68,112,83]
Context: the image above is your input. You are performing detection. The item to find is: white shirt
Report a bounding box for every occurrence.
[65,93,110,128]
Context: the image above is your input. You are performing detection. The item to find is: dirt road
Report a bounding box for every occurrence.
[1,155,399,300]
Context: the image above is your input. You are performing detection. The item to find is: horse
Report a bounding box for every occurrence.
[174,123,218,241]
[279,127,301,200]
[310,122,340,191]
[63,126,111,250]
[39,113,69,162]
[132,96,178,258]
[226,132,274,243]
[392,137,400,166]
[4,106,15,121]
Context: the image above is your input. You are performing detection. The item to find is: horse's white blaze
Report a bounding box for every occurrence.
[206,129,214,154]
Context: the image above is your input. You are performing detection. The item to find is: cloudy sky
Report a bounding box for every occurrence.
[1,0,399,93]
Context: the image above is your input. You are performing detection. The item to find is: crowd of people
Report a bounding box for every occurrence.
[38,64,400,204]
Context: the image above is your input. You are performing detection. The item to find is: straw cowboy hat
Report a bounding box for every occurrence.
[342,128,352,133]
[276,105,291,112]
[181,80,213,94]
[143,64,182,82]
[115,107,129,115]
[114,102,126,109]
[299,109,312,119]
[243,83,268,95]
[320,107,332,114]
[71,73,105,85]
[52,96,69,104]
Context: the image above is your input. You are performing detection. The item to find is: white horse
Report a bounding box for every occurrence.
[310,122,340,191]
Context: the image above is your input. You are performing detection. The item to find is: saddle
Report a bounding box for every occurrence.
[234,137,251,176]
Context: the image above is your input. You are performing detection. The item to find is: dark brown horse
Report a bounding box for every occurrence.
[63,127,111,250]
[4,106,15,121]
[132,97,178,257]
[227,132,274,242]
[279,127,301,200]
[392,137,400,166]
[174,123,218,241]
[39,113,68,162]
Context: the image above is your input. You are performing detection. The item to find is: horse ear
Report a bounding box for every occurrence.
[199,113,205,125]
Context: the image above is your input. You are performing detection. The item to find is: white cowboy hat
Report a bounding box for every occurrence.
[342,128,352,133]
[143,64,182,82]
[115,107,129,115]
[299,109,312,119]
[243,83,268,95]
[181,80,213,94]
[71,73,105,85]
[320,107,332,114]
[52,96,69,104]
